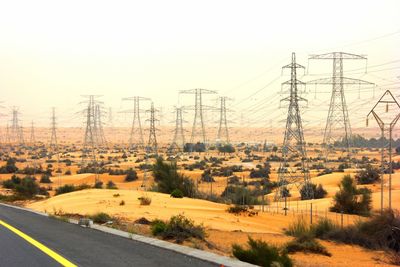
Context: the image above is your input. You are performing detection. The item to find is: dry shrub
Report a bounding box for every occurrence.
[139,196,152,205]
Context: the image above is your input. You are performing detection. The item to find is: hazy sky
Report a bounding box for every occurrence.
[0,0,399,128]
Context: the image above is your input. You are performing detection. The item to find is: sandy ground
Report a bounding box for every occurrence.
[27,189,396,267]
[1,142,399,266]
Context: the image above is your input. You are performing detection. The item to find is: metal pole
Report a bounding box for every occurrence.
[380,127,384,214]
[284,195,287,216]
[341,211,344,228]
[389,126,393,210]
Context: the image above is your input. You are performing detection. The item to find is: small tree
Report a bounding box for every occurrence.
[355,164,380,184]
[330,175,372,215]
[153,157,195,197]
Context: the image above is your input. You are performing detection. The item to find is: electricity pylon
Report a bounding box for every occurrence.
[50,107,58,150]
[170,107,186,151]
[308,52,373,159]
[367,90,400,212]
[5,124,10,144]
[276,52,312,203]
[122,96,150,149]
[95,104,107,146]
[30,121,36,145]
[179,88,217,145]
[217,96,232,144]
[9,107,24,145]
[146,102,158,153]
[81,95,103,166]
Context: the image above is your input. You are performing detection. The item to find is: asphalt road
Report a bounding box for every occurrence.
[0,204,216,267]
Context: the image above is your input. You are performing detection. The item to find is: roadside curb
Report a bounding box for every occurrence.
[0,203,256,267]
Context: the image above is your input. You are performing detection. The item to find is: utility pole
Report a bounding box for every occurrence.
[170,107,186,152]
[217,96,232,145]
[146,102,159,154]
[308,52,373,160]
[180,88,217,146]
[276,52,312,206]
[367,90,400,212]
[122,96,150,149]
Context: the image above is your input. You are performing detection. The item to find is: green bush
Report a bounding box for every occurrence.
[106,180,117,189]
[15,177,40,197]
[285,217,338,239]
[170,189,184,198]
[355,164,380,184]
[311,218,337,238]
[232,237,292,267]
[285,217,310,237]
[90,212,112,224]
[40,174,52,183]
[125,168,138,182]
[0,158,18,174]
[285,234,331,256]
[220,185,262,205]
[324,209,400,251]
[151,219,167,236]
[151,214,205,243]
[55,184,76,195]
[94,181,103,189]
[300,183,327,200]
[227,205,249,215]
[2,175,21,189]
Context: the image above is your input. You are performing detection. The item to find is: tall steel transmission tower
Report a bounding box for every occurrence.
[217,96,232,144]
[50,107,58,150]
[367,90,400,212]
[308,52,373,159]
[180,88,217,145]
[146,102,159,153]
[30,121,36,145]
[170,107,186,151]
[95,104,107,146]
[9,107,24,145]
[122,96,150,149]
[81,95,103,165]
[277,53,312,202]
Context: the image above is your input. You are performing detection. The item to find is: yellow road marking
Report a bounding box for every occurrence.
[0,219,77,267]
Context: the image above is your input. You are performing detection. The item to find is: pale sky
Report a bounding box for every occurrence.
[0,0,399,129]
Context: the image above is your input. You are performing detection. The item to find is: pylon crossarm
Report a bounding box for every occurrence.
[308,77,374,85]
[309,52,367,60]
